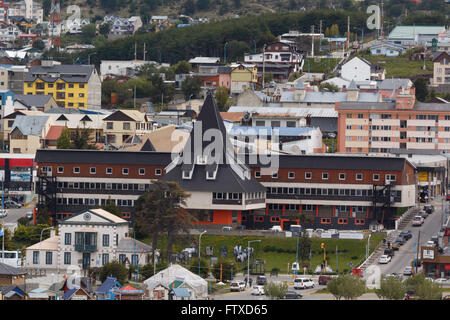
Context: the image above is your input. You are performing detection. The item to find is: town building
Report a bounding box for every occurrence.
[24,208,153,273]
[244,41,302,73]
[24,62,102,109]
[188,57,221,71]
[0,262,27,287]
[9,114,52,154]
[369,41,406,57]
[430,51,450,87]
[100,60,151,79]
[388,26,447,47]
[420,217,450,279]
[193,65,231,92]
[230,63,258,95]
[0,0,43,23]
[340,57,386,82]
[0,65,29,94]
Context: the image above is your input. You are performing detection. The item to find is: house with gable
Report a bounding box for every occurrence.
[24,208,153,274]
[340,57,386,82]
[95,276,122,300]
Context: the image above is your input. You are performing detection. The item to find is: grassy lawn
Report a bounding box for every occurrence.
[143,233,385,275]
[304,57,340,74]
[357,54,433,78]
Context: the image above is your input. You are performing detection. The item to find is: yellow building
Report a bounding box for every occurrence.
[230,63,258,95]
[24,63,101,109]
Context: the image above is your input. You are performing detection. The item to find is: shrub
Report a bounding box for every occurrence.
[99,260,128,283]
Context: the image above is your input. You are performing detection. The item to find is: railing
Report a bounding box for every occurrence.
[74,244,97,252]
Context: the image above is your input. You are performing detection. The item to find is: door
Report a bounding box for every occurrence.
[82,253,90,270]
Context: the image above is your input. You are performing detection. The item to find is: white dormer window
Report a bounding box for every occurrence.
[206,171,216,180]
[183,170,193,179]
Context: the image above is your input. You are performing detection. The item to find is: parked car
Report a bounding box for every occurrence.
[379,255,392,264]
[392,241,402,251]
[426,240,435,247]
[3,200,22,209]
[412,258,422,267]
[222,226,232,231]
[0,209,7,218]
[395,236,405,245]
[318,275,332,285]
[26,211,33,219]
[230,281,245,292]
[256,276,267,286]
[251,285,265,296]
[400,230,412,240]
[283,291,302,299]
[412,216,424,226]
[315,228,325,234]
[434,278,448,284]
[384,248,395,258]
[270,225,282,232]
[420,210,428,219]
[293,277,315,289]
[403,266,413,276]
[424,205,434,214]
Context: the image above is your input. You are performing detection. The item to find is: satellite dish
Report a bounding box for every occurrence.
[242,112,251,123]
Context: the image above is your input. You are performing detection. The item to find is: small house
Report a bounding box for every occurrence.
[95,276,122,300]
[61,287,92,300]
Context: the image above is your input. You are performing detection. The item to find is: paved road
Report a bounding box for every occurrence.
[377,198,448,277]
[3,207,32,224]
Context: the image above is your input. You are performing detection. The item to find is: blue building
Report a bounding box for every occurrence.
[370,42,406,57]
[95,276,122,300]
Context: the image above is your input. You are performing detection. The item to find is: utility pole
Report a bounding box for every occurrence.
[262,44,266,89]
[416,230,421,274]
[143,42,146,61]
[319,20,323,53]
[311,25,315,58]
[347,16,350,50]
[134,42,137,61]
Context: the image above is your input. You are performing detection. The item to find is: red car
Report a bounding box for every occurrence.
[318,275,332,285]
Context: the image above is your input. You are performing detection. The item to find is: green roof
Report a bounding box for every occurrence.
[168,280,184,289]
[388,26,446,40]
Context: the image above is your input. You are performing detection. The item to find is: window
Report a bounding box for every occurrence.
[254,171,261,178]
[33,251,39,264]
[79,84,85,88]
[123,122,131,130]
[106,167,112,174]
[320,218,331,224]
[103,234,110,247]
[288,172,295,179]
[253,216,264,222]
[73,167,80,174]
[106,122,113,130]
[139,168,145,175]
[119,254,126,264]
[46,252,53,265]
[338,218,348,225]
[90,167,96,174]
[356,173,363,181]
[57,166,64,173]
[131,254,138,266]
[339,173,346,180]
[322,172,328,180]
[355,219,365,225]
[79,93,84,97]
[373,174,380,181]
[122,168,129,175]
[64,233,71,245]
[102,253,109,265]
[272,172,278,179]
[64,252,71,265]
[270,216,280,223]
[305,172,312,179]
[155,169,162,175]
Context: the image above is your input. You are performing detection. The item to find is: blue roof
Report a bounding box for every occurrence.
[229,126,315,137]
[173,288,190,297]
[96,276,121,294]
[62,288,77,300]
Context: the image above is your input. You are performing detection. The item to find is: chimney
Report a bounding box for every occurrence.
[346,80,359,102]
[294,79,306,101]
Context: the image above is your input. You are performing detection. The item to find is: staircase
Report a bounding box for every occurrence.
[358,231,398,275]
[397,207,420,230]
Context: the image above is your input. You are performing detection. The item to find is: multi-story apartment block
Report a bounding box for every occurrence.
[24,62,101,109]
[431,51,450,86]
[0,0,43,23]
[336,95,450,153]
[244,41,302,73]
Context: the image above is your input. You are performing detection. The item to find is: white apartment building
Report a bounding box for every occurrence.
[0,0,43,23]
[25,209,152,273]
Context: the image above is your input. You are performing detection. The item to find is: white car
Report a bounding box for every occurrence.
[230,281,245,292]
[270,225,282,232]
[293,277,315,289]
[315,228,325,234]
[379,255,392,264]
[412,216,424,226]
[425,241,435,247]
[434,278,448,284]
[403,266,413,276]
[251,285,265,296]
[0,209,7,218]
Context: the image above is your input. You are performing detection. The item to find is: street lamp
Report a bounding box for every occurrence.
[198,230,207,276]
[247,240,261,287]
[1,183,7,264]
[87,52,97,65]
[354,27,364,52]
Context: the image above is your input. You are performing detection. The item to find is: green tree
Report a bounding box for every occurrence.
[328,274,366,300]
[17,217,30,226]
[0,223,14,250]
[215,86,229,111]
[71,128,97,150]
[264,72,273,84]
[32,38,45,50]
[99,23,111,37]
[81,24,97,43]
[182,77,202,100]
[99,260,128,283]
[184,0,196,14]
[134,181,191,264]
[263,281,288,300]
[297,232,312,268]
[414,78,429,102]
[319,83,339,92]
[416,278,442,300]
[197,0,210,11]
[211,258,237,281]
[174,61,192,74]
[36,207,50,225]
[56,128,71,149]
[141,261,168,279]
[376,276,407,300]
[189,258,210,278]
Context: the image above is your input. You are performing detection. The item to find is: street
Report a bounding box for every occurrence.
[2,206,33,224]
[376,198,448,277]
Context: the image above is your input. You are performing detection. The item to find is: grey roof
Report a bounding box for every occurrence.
[35,149,173,165]
[44,107,83,114]
[337,101,450,112]
[377,79,413,90]
[294,79,305,90]
[14,94,53,109]
[0,262,27,276]
[25,65,95,83]
[388,26,446,40]
[117,238,152,252]
[281,91,380,103]
[228,106,338,118]
[11,115,49,136]
[347,80,357,90]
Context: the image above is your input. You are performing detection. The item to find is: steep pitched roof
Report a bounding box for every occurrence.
[45,125,64,141]
[14,94,54,109]
[25,65,95,83]
[96,277,121,294]
[11,115,49,136]
[140,138,156,152]
[0,262,27,276]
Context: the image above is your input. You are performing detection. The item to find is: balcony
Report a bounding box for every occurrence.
[74,244,97,252]
[74,232,97,252]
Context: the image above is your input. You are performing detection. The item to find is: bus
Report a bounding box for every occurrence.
[0,251,22,268]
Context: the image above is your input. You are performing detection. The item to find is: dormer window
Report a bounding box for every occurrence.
[183,170,193,179]
[206,171,216,180]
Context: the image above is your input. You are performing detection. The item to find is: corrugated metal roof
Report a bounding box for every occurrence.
[388,26,446,39]
[228,106,338,118]
[11,115,49,136]
[280,91,380,103]
[229,126,316,136]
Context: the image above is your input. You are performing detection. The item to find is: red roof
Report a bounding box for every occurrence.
[120,286,136,291]
[45,126,65,141]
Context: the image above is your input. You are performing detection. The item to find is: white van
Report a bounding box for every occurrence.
[294,277,315,289]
